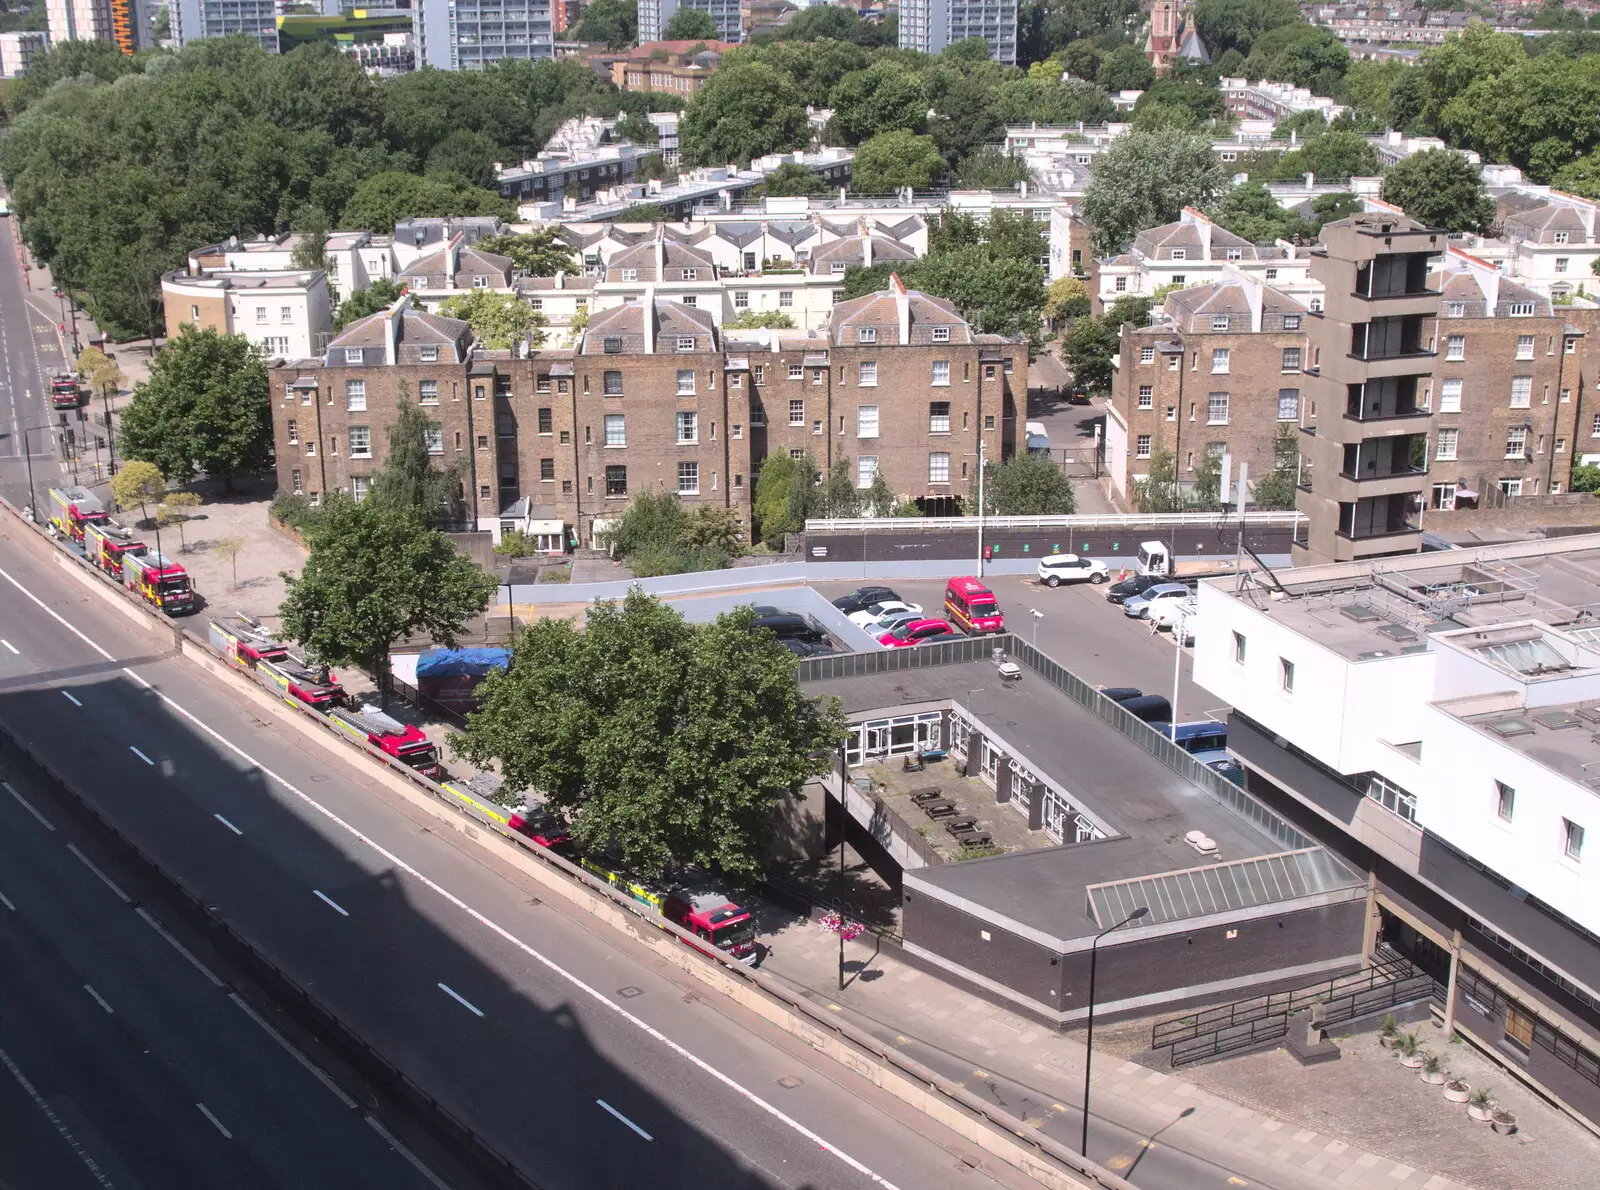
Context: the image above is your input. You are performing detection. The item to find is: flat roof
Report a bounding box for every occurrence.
[1443,689,1600,786]
[803,656,1339,942]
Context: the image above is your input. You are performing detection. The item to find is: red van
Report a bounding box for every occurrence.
[944,576,1005,635]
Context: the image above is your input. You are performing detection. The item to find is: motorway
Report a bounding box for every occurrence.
[0,534,1039,1189]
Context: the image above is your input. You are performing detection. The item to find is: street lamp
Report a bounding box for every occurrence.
[1028,608,1043,651]
[1080,905,1149,1157]
[975,438,986,578]
[837,740,849,991]
[14,422,55,521]
[1169,604,1190,731]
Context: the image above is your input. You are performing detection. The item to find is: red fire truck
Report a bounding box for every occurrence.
[82,520,146,580]
[438,778,574,852]
[121,549,197,615]
[47,485,110,542]
[579,860,758,963]
[255,654,345,711]
[327,705,443,778]
[208,615,290,672]
[49,373,85,410]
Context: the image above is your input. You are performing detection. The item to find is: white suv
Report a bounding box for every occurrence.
[1037,554,1110,587]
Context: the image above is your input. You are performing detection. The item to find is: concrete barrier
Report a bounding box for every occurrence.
[0,497,1136,1190]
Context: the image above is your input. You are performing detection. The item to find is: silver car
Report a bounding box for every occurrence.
[1122,583,1191,618]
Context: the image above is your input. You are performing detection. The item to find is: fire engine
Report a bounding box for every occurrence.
[49,373,85,410]
[47,486,110,542]
[255,654,345,711]
[327,705,443,778]
[438,776,574,852]
[121,550,197,615]
[580,860,758,962]
[82,520,146,580]
[208,615,290,672]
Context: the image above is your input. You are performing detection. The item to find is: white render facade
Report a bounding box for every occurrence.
[899,0,1017,63]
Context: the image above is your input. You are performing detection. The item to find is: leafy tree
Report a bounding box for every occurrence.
[991,75,1116,125]
[1571,462,1600,493]
[280,496,498,706]
[679,62,810,166]
[109,460,167,530]
[753,452,803,542]
[340,171,512,234]
[609,489,741,574]
[450,590,846,878]
[77,343,125,405]
[334,278,405,330]
[756,161,830,197]
[782,4,895,45]
[570,0,638,47]
[616,202,671,221]
[1044,276,1092,323]
[1131,76,1228,129]
[213,534,248,588]
[436,290,546,350]
[972,453,1076,515]
[1277,130,1380,181]
[817,459,861,519]
[827,60,929,145]
[1251,423,1299,510]
[726,310,796,329]
[1336,58,1406,129]
[1381,148,1494,233]
[1412,25,1526,135]
[372,392,466,523]
[616,111,659,145]
[158,491,203,552]
[664,6,717,39]
[850,131,945,193]
[1060,39,1104,79]
[1192,0,1303,57]
[475,229,577,276]
[955,147,1034,190]
[863,471,897,517]
[1063,296,1150,394]
[1097,44,1155,91]
[1082,127,1228,253]
[1191,447,1223,511]
[1553,154,1600,199]
[117,327,271,491]
[1133,448,1182,513]
[425,130,504,190]
[1031,0,1142,52]
[1272,109,1327,142]
[680,505,744,556]
[1243,23,1349,93]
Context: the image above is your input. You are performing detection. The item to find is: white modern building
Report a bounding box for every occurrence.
[415,0,554,69]
[637,0,742,44]
[899,0,1017,64]
[1194,537,1600,1130]
[162,268,334,362]
[0,30,48,76]
[173,0,276,49]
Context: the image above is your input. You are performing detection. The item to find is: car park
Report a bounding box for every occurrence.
[943,576,1004,634]
[1122,583,1191,618]
[832,586,900,616]
[1037,554,1109,587]
[751,606,826,643]
[1104,574,1163,605]
[879,618,956,648]
[846,599,923,628]
[1148,598,1198,642]
[862,609,923,636]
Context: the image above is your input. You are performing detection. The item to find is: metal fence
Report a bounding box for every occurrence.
[804,511,1306,533]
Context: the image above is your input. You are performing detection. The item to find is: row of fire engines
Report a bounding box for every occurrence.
[51,486,197,616]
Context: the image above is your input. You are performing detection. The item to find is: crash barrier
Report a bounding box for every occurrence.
[0,496,1138,1190]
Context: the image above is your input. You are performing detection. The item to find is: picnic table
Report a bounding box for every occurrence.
[923,801,958,819]
[909,787,945,804]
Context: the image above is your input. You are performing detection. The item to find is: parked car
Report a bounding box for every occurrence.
[1207,757,1246,786]
[1099,687,1144,704]
[1116,694,1173,723]
[1104,574,1163,605]
[1122,583,1191,618]
[847,599,923,628]
[1148,598,1198,642]
[861,610,923,637]
[751,606,826,643]
[879,618,956,648]
[779,638,835,658]
[832,586,900,616]
[1037,554,1109,587]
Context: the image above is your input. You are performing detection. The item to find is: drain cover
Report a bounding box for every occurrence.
[777,1075,803,1089]
[616,986,643,999]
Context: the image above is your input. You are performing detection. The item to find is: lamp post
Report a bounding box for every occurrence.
[837,740,848,991]
[1028,608,1042,651]
[1080,905,1149,1157]
[975,437,986,577]
[1169,604,1189,731]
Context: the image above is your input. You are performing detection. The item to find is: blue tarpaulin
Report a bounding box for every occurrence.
[415,648,510,679]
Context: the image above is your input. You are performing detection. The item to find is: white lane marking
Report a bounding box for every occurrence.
[437,983,483,1018]
[84,984,113,1014]
[135,907,224,988]
[3,780,54,831]
[61,690,81,707]
[0,560,905,1190]
[196,1103,232,1139]
[1,638,17,654]
[0,1044,117,1187]
[228,993,358,1111]
[213,813,242,836]
[364,1115,452,1190]
[66,843,131,904]
[596,1099,654,1141]
[129,746,154,766]
[313,889,349,917]
[0,890,13,911]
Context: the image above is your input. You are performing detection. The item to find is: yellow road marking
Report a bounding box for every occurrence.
[1227,1178,1249,1186]
[1105,1155,1134,1171]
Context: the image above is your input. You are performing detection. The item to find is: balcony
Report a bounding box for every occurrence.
[1342,349,1436,381]
[1334,524,1422,561]
[1332,467,1428,502]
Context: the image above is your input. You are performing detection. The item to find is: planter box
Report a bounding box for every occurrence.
[1443,1083,1471,1103]
[1399,1053,1425,1069]
[1420,1070,1446,1085]
[1468,1104,1494,1122]
[1492,1114,1518,1136]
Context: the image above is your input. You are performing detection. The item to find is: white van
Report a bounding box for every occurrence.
[1024,421,1050,456]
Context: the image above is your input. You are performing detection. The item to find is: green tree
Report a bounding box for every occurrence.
[752,452,802,542]
[1060,39,1103,78]
[680,505,743,557]
[1244,23,1349,93]
[1097,44,1155,91]
[474,230,578,276]
[117,327,270,491]
[340,171,512,234]
[972,453,1076,515]
[109,460,167,530]
[663,6,717,39]
[1191,447,1223,510]
[863,470,897,517]
[827,60,929,145]
[726,310,796,329]
[1191,0,1303,57]
[817,458,861,518]
[371,392,466,523]
[1553,154,1600,200]
[680,62,810,167]
[1381,148,1494,233]
[782,4,894,45]
[955,147,1034,190]
[1063,296,1150,394]
[1251,423,1300,510]
[158,491,203,552]
[1570,462,1600,493]
[1044,275,1091,323]
[617,111,659,145]
[425,130,505,190]
[451,591,846,878]
[1082,127,1228,253]
[616,202,671,221]
[755,161,830,198]
[849,131,946,193]
[280,496,498,707]
[1133,448,1182,513]
[436,290,546,350]
[570,0,638,46]
[334,278,405,330]
[1277,130,1380,181]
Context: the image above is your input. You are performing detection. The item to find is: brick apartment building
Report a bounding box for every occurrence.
[269,278,1025,545]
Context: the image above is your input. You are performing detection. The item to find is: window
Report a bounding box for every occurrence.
[857,456,877,488]
[830,262,846,274]
[787,363,803,381]
[1140,346,1155,364]
[1211,348,1229,374]
[345,379,366,411]
[984,366,996,380]
[1510,302,1535,317]
[1208,392,1229,424]
[603,336,623,354]
[929,401,950,433]
[1439,378,1462,413]
[423,423,443,455]
[932,360,950,386]
[1516,334,1535,360]
[929,452,950,484]
[1436,428,1458,461]
[1566,337,1578,355]
[857,405,879,438]
[604,414,626,446]
[1593,413,1600,436]
[1212,315,1229,332]
[1366,774,1417,822]
[1282,347,1301,373]
[932,326,950,343]
[605,465,628,496]
[858,362,877,387]
[1138,385,1153,409]
[1115,276,1127,292]
[1556,258,1570,274]
[1166,405,1177,422]
[190,304,199,320]
[418,379,439,404]
[255,306,267,324]
[305,437,316,456]
[351,475,370,502]
[344,348,363,365]
[287,418,300,446]
[779,291,793,308]
[539,458,555,482]
[1233,631,1246,664]
[1282,314,1300,330]
[733,290,749,309]
[789,399,805,426]
[263,336,289,358]
[1135,433,1152,459]
[858,327,877,344]
[676,337,695,352]
[1280,658,1294,693]
[1554,230,1571,245]
[1171,248,1187,260]
[812,369,825,386]
[1171,276,1186,287]
[1446,334,1465,361]
[676,369,694,395]
[291,468,303,494]
[1500,478,1523,497]
[1506,427,1527,458]
[480,484,491,501]
[348,425,372,458]
[750,403,766,427]
[676,411,697,443]
[1557,438,1567,453]
[677,461,699,494]
[682,269,698,282]
[984,414,995,429]
[536,407,553,435]
[1277,389,1299,420]
[420,346,438,363]
[1496,781,1515,823]
[604,370,623,396]
[1565,819,1585,861]
[1510,376,1532,408]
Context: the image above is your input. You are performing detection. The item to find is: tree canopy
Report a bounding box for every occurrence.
[570,0,638,47]
[664,7,718,39]
[1063,296,1151,394]
[451,590,846,879]
[436,290,546,350]
[371,392,466,524]
[1082,127,1229,254]
[1191,0,1303,57]
[1096,44,1154,91]
[333,277,405,330]
[972,454,1076,515]
[474,229,577,276]
[850,131,946,193]
[678,61,811,167]
[1381,148,1495,233]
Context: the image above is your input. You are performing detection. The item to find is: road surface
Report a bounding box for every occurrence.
[0,533,1038,1190]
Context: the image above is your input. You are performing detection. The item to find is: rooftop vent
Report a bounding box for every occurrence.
[1340,604,1380,623]
[1533,710,1583,731]
[1577,705,1600,725]
[1184,829,1218,856]
[1376,623,1418,642]
[1487,718,1535,738]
